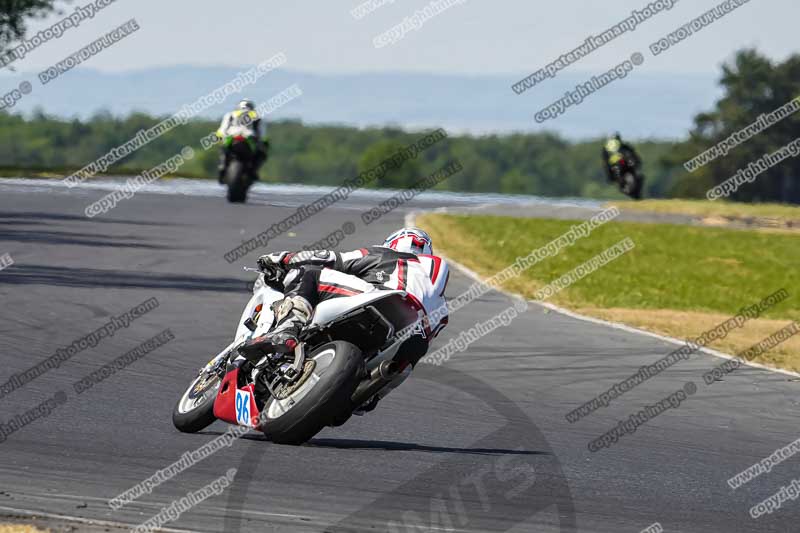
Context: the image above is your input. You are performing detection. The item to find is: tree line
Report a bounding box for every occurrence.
[0,34,796,203]
[0,110,678,198]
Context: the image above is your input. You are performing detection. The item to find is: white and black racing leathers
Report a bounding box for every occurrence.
[278,245,450,342]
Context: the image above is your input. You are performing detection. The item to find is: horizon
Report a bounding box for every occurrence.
[8,0,796,75]
[0,64,723,140]
[0,1,794,139]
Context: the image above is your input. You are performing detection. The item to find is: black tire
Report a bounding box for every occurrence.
[621,172,633,194]
[261,341,362,445]
[328,411,353,428]
[620,172,642,199]
[226,160,248,203]
[172,373,221,433]
[627,172,644,200]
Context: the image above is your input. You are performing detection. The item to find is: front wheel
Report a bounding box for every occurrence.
[621,172,642,199]
[625,171,644,200]
[226,159,249,203]
[261,341,362,445]
[172,372,221,433]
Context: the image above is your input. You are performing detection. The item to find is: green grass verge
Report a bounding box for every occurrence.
[419,213,799,320]
[419,212,800,370]
[612,199,800,226]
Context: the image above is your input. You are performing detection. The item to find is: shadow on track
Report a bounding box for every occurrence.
[0,228,168,248]
[222,365,577,532]
[0,265,250,293]
[0,211,170,226]
[306,437,551,456]
[196,431,550,456]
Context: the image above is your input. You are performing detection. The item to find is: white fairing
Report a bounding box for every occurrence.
[311,290,405,327]
[234,279,284,342]
[226,279,417,386]
[234,279,405,342]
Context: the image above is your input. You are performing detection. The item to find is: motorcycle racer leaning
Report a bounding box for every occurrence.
[216,99,269,183]
[602,132,640,183]
[239,227,449,413]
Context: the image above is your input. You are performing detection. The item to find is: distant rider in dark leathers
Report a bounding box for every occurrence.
[602,132,641,183]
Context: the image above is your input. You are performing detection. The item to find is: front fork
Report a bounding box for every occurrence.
[199,340,239,377]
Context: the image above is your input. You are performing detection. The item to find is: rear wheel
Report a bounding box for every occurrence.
[172,372,221,433]
[226,160,249,203]
[261,341,362,445]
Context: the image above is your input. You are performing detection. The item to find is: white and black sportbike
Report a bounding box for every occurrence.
[172,266,427,445]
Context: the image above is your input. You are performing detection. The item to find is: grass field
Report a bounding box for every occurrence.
[612,199,800,228]
[417,212,800,372]
[0,525,48,533]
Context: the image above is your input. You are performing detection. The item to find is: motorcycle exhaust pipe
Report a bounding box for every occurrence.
[377,360,399,380]
[351,361,400,406]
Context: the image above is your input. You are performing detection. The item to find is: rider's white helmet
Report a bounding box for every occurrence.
[238,99,256,111]
[383,227,433,255]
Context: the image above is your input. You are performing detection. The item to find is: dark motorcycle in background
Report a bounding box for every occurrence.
[221,134,259,203]
[610,155,644,200]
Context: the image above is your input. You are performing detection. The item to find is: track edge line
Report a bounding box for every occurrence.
[0,505,194,533]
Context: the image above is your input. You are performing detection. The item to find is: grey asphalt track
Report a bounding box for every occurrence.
[0,179,798,532]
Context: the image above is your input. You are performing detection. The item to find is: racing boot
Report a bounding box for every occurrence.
[238,296,313,359]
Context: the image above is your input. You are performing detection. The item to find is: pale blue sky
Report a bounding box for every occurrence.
[3,0,796,137]
[15,0,799,75]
